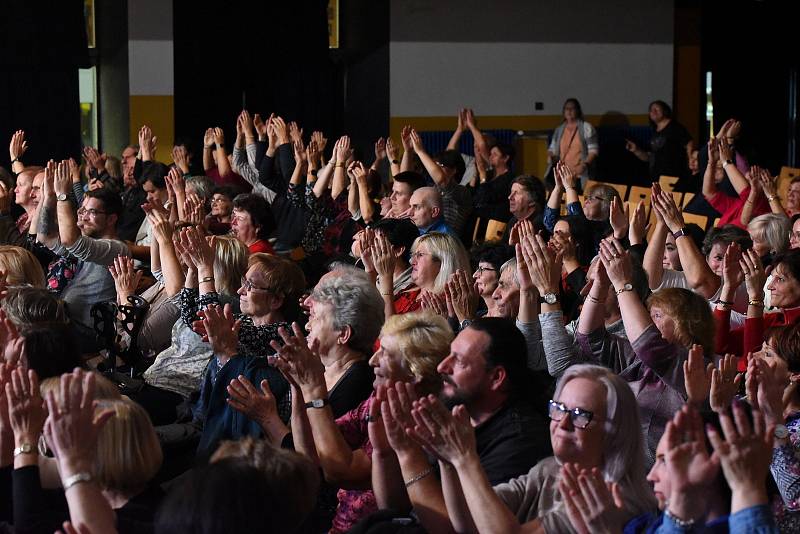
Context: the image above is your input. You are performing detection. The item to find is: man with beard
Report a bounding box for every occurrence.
[37,160,130,353]
[436,317,552,484]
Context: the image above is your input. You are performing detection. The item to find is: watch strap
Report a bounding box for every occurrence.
[13,443,35,457]
[304,398,330,409]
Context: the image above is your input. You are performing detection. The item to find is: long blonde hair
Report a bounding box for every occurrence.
[0,245,45,287]
[411,232,470,293]
[213,236,249,295]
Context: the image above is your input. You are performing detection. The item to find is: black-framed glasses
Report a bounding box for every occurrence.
[584,195,609,203]
[474,265,497,275]
[548,400,596,429]
[240,277,271,293]
[77,207,107,218]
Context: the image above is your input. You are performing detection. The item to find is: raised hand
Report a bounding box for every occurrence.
[194,303,241,361]
[139,126,154,160]
[374,138,387,163]
[269,323,326,398]
[709,354,742,413]
[213,127,225,147]
[44,370,114,472]
[651,189,685,233]
[82,146,106,172]
[68,158,81,184]
[172,145,190,173]
[556,161,577,189]
[560,462,627,534]
[410,395,476,466]
[240,110,254,139]
[521,234,562,296]
[288,121,303,145]
[663,404,720,523]
[683,344,713,406]
[385,138,399,164]
[9,130,28,162]
[311,130,327,154]
[6,367,46,450]
[624,139,638,153]
[609,197,629,237]
[408,129,424,153]
[598,238,632,291]
[0,310,25,367]
[253,113,268,140]
[747,357,785,427]
[53,160,72,196]
[445,269,479,323]
[758,168,778,198]
[227,375,278,429]
[108,255,143,301]
[628,201,649,245]
[706,400,773,512]
[369,232,396,281]
[180,226,215,272]
[203,128,215,148]
[382,382,422,455]
[707,137,719,164]
[306,140,320,169]
[739,248,766,301]
[420,289,448,317]
[145,206,173,245]
[292,140,307,165]
[718,137,733,163]
[400,125,413,151]
[272,117,289,145]
[721,242,744,292]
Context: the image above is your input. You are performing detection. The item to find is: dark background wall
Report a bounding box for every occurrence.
[172,0,388,160]
[0,0,88,165]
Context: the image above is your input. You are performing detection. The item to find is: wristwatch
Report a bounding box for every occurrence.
[539,292,559,305]
[775,424,789,440]
[672,227,687,240]
[304,398,330,410]
[56,192,69,202]
[615,282,634,295]
[13,443,35,457]
[459,319,472,330]
[723,159,734,166]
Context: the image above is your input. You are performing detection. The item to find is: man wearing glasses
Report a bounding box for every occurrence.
[37,159,130,354]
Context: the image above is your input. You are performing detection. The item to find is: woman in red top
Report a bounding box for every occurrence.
[230,193,276,254]
[372,232,470,318]
[703,137,769,229]
[714,248,800,368]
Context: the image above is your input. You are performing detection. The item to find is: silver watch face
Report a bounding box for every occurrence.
[544,292,557,304]
[624,283,633,292]
[57,193,68,201]
[775,424,790,439]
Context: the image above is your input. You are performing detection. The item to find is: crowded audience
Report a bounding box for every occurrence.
[1,96,796,534]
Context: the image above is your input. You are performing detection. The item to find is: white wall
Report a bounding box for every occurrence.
[390,42,673,116]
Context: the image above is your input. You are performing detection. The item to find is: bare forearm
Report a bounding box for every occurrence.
[417,149,446,185]
[644,223,667,289]
[348,182,359,216]
[547,186,563,210]
[358,183,376,223]
[216,147,232,178]
[456,455,522,534]
[331,166,347,200]
[289,390,319,464]
[202,148,213,171]
[441,462,476,534]
[38,200,58,243]
[677,238,720,298]
[702,165,717,199]
[396,450,455,534]
[372,450,411,513]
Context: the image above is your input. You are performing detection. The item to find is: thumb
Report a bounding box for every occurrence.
[259,379,273,398]
[611,482,625,509]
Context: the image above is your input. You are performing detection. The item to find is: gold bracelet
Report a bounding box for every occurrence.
[748,299,764,308]
[199,276,214,284]
[335,162,346,168]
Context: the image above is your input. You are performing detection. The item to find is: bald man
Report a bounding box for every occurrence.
[409,186,457,237]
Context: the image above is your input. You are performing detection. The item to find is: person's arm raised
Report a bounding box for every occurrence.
[598,238,653,344]
[409,129,446,186]
[464,109,489,162]
[213,127,233,179]
[702,138,720,199]
[718,137,748,194]
[446,109,467,151]
[643,186,668,289]
[331,136,351,200]
[653,189,720,298]
[202,128,215,172]
[36,160,60,248]
[9,130,27,174]
[739,167,762,227]
[53,160,81,248]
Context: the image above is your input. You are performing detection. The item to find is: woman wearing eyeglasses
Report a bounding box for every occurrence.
[577,237,715,467]
[377,232,470,317]
[205,186,236,235]
[406,363,656,533]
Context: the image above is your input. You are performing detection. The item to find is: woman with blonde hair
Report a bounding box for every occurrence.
[388,231,470,316]
[126,217,248,426]
[0,245,45,288]
[7,369,164,533]
[219,310,453,532]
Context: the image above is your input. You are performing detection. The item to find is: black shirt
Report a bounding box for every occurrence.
[475,397,553,485]
[649,120,692,182]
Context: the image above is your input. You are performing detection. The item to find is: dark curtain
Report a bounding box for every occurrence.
[0,0,89,167]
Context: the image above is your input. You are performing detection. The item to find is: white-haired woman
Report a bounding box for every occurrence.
[403,363,657,533]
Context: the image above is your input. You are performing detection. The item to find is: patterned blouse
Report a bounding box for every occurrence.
[330,394,377,534]
[181,290,289,360]
[771,411,800,532]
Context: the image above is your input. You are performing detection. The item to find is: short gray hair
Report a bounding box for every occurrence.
[748,213,791,255]
[499,258,519,286]
[312,268,385,355]
[553,364,656,516]
[186,176,215,200]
